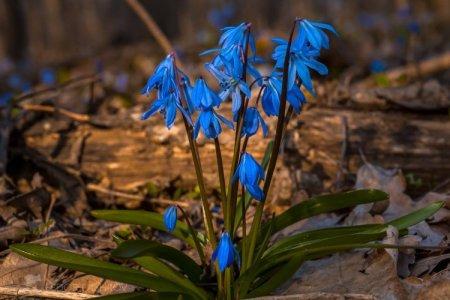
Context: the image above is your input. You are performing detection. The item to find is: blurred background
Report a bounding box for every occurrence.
[0,0,449,81]
[0,0,449,207]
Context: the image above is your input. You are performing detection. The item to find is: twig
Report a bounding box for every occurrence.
[18,103,91,122]
[125,0,173,54]
[0,286,95,299]
[15,74,101,102]
[86,183,189,207]
[355,50,450,88]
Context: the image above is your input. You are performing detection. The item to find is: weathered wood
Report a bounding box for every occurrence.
[23,106,450,193]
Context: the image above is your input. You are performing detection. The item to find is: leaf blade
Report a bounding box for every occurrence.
[10,244,190,295]
[91,210,206,248]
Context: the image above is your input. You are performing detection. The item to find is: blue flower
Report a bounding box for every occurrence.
[193,109,233,139]
[370,59,387,73]
[212,232,239,272]
[0,92,12,107]
[141,54,177,96]
[233,152,265,201]
[271,19,336,94]
[192,78,222,110]
[163,205,177,232]
[287,84,307,114]
[272,38,327,94]
[141,54,192,128]
[242,107,268,137]
[261,75,281,117]
[206,62,250,117]
[296,19,337,51]
[40,68,57,86]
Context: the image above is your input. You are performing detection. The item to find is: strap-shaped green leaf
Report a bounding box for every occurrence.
[9,244,191,295]
[112,239,203,282]
[91,210,206,248]
[238,202,444,297]
[133,256,209,300]
[264,189,389,235]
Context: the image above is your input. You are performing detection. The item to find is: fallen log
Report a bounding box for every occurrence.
[22,106,450,196]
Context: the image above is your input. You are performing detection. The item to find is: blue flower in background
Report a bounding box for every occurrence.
[242,107,268,137]
[208,3,235,28]
[212,232,239,272]
[192,78,222,110]
[163,205,177,232]
[0,92,12,107]
[40,68,57,86]
[370,59,387,73]
[193,109,233,139]
[114,72,129,93]
[233,152,265,201]
[206,62,250,117]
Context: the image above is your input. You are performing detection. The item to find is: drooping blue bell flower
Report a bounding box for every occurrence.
[141,54,177,96]
[233,152,265,201]
[261,75,281,117]
[242,107,268,137]
[163,205,177,232]
[287,84,307,114]
[206,62,250,118]
[141,54,192,128]
[193,109,233,139]
[296,19,337,51]
[192,78,222,110]
[271,19,336,94]
[272,37,327,94]
[212,232,239,272]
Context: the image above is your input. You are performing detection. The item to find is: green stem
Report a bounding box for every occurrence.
[240,186,247,269]
[226,27,251,235]
[173,57,216,247]
[246,20,298,267]
[177,205,206,266]
[214,138,227,215]
[183,119,217,247]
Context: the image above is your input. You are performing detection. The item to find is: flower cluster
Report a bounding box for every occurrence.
[141,19,336,273]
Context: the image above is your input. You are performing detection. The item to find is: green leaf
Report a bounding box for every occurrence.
[94,292,186,300]
[112,240,203,282]
[132,257,209,300]
[234,140,273,233]
[239,202,444,297]
[91,210,206,249]
[265,189,388,235]
[9,244,190,295]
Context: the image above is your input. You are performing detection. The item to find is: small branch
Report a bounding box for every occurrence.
[86,183,189,207]
[15,74,100,102]
[18,103,91,122]
[0,286,95,299]
[125,0,173,55]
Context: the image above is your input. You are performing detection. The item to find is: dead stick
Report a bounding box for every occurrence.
[15,74,101,102]
[19,103,91,122]
[0,286,95,299]
[86,183,189,207]
[125,0,173,54]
